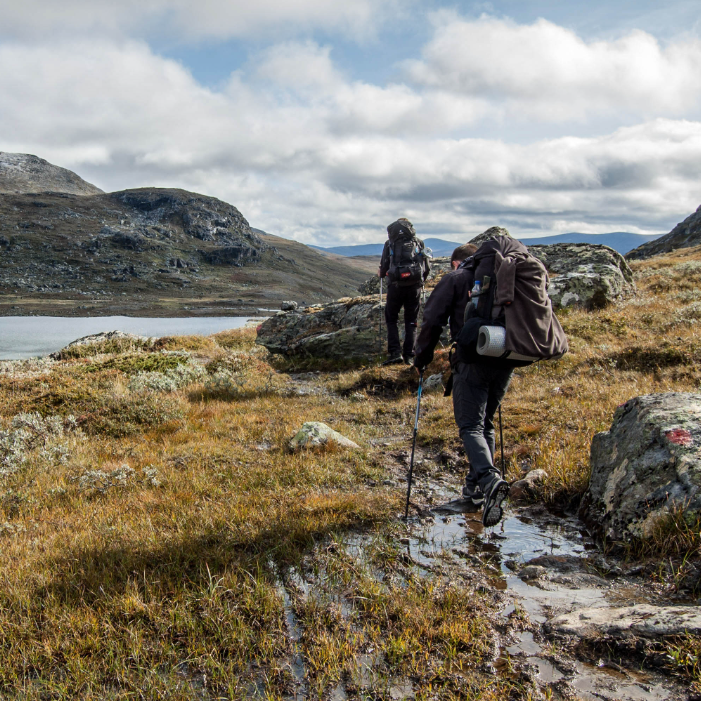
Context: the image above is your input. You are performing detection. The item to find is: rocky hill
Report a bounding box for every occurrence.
[626,204,701,260]
[0,158,368,317]
[0,152,103,196]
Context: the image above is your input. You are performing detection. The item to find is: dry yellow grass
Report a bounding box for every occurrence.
[2,246,701,696]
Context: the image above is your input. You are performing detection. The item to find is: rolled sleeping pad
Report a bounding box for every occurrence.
[477,325,539,362]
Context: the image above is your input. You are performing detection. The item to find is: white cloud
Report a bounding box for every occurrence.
[1,20,701,246]
[0,0,401,40]
[404,15,701,122]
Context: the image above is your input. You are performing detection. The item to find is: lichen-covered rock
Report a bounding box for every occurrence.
[257,297,382,360]
[257,292,449,361]
[423,373,444,393]
[468,226,512,246]
[281,301,298,311]
[289,422,360,452]
[63,330,150,349]
[580,393,701,542]
[528,243,635,310]
[626,204,701,260]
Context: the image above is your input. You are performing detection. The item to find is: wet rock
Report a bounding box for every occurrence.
[281,300,298,311]
[548,604,701,639]
[423,373,444,393]
[288,422,360,452]
[509,469,547,502]
[528,243,635,310]
[580,393,701,542]
[627,203,701,260]
[519,565,547,581]
[527,555,581,573]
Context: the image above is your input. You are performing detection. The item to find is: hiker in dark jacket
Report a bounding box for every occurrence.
[415,234,567,527]
[413,238,513,526]
[379,218,430,365]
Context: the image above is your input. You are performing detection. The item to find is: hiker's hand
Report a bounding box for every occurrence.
[412,363,424,375]
[377,267,382,277]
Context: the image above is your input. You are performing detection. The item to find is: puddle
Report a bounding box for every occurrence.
[399,485,684,701]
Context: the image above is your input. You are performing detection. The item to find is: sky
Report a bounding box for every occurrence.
[1,1,700,246]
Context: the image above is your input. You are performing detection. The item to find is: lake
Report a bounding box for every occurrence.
[0,316,257,360]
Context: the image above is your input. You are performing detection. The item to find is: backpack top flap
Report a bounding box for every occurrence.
[495,251,569,359]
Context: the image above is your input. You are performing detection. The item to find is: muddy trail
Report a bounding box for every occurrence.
[263,434,694,701]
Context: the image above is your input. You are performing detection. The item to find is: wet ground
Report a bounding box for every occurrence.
[409,499,684,700]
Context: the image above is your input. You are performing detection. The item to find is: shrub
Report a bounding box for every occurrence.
[128,362,206,393]
[0,412,79,476]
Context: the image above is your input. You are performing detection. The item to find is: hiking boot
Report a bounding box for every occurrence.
[402,355,414,366]
[481,478,510,527]
[382,355,404,366]
[462,484,484,507]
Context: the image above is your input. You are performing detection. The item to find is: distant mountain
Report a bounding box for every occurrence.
[315,232,663,258]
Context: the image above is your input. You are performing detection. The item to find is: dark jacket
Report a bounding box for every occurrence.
[379,239,431,282]
[414,266,473,368]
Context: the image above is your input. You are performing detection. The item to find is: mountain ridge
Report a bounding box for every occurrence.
[314,232,662,257]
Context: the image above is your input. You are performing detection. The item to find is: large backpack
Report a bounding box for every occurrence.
[457,236,568,367]
[387,219,424,287]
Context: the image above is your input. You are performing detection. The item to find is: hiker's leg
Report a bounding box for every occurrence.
[453,362,500,493]
[402,285,421,360]
[483,367,514,459]
[384,284,402,357]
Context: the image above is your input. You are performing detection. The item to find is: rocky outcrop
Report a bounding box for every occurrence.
[257,297,382,360]
[0,152,103,196]
[111,188,261,248]
[580,393,701,542]
[626,204,701,260]
[289,422,360,451]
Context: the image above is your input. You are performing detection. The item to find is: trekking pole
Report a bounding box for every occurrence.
[404,370,424,519]
[379,277,383,356]
[498,404,505,480]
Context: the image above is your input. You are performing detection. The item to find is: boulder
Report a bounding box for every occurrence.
[289,422,360,452]
[528,243,635,310]
[626,204,701,260]
[468,226,512,246]
[257,297,382,360]
[580,393,701,542]
[423,373,444,393]
[281,300,298,311]
[63,330,150,349]
[509,469,548,502]
[548,604,701,639]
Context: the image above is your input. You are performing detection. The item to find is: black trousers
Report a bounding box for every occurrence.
[384,283,421,358]
[452,361,513,494]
